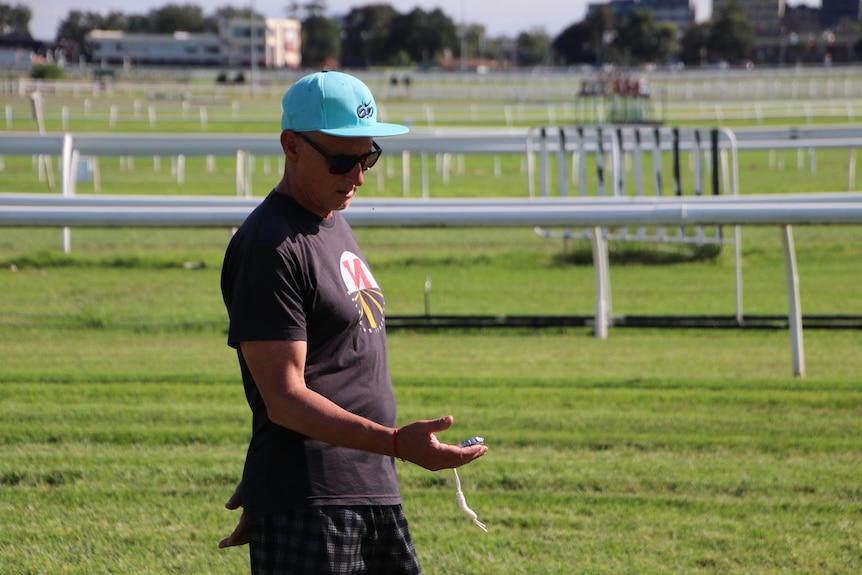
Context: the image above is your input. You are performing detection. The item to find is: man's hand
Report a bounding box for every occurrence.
[218,483,249,549]
[396,416,488,471]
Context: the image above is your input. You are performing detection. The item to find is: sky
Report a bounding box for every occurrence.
[27,0,821,43]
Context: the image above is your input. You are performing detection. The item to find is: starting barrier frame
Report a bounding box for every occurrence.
[528,124,744,326]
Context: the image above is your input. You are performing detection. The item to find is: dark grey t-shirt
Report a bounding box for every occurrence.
[221,191,400,517]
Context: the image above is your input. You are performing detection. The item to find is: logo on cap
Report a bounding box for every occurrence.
[356,101,374,120]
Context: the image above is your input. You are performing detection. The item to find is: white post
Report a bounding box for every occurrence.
[420,152,429,199]
[177,154,186,185]
[556,129,568,196]
[538,130,549,197]
[92,158,100,193]
[735,226,743,324]
[441,152,451,185]
[589,226,610,340]
[401,150,411,197]
[633,129,645,239]
[236,150,247,196]
[61,133,75,253]
[781,225,805,378]
[577,131,587,196]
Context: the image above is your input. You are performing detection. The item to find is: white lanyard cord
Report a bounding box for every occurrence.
[453,468,487,532]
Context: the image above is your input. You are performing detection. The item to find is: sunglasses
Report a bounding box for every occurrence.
[296,132,382,175]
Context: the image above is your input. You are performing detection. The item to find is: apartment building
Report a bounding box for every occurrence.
[820,0,861,29]
[88,17,301,68]
[219,17,301,68]
[712,0,785,34]
[586,0,696,28]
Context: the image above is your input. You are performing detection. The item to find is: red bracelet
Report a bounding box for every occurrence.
[393,428,403,461]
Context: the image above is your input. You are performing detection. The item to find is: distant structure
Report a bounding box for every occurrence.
[575,70,661,125]
[586,0,696,28]
[820,0,861,30]
[713,0,784,34]
[0,34,52,68]
[87,17,301,68]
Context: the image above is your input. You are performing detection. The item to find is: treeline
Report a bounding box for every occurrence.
[7,0,858,68]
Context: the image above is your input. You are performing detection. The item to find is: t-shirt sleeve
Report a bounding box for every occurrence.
[226,243,308,347]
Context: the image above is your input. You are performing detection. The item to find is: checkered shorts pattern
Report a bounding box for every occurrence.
[248,505,422,575]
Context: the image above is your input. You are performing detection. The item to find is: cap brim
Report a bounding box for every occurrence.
[320,122,410,138]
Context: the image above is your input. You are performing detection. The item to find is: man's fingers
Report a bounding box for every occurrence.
[218,530,250,548]
[224,482,243,510]
[426,415,453,433]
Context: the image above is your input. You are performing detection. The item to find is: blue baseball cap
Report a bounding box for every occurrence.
[281,70,409,138]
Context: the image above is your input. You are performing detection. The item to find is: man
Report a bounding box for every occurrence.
[219,70,488,574]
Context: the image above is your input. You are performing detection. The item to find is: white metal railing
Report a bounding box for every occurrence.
[3,192,862,379]
[3,125,862,197]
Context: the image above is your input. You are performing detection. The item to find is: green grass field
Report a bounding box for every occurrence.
[2,74,862,574]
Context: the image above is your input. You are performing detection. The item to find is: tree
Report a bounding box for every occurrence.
[553,21,599,65]
[125,14,152,33]
[56,10,105,61]
[0,2,32,38]
[302,0,328,19]
[610,9,677,66]
[707,0,754,63]
[301,15,341,67]
[516,27,551,66]
[479,35,516,64]
[147,3,206,33]
[586,5,615,65]
[463,24,487,60]
[340,4,399,67]
[206,6,261,34]
[679,22,711,66]
[386,8,457,66]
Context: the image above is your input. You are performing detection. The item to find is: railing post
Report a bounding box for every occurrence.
[61,133,75,253]
[781,224,805,378]
[590,226,610,340]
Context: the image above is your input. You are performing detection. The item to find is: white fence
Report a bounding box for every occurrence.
[4,125,862,198]
[4,126,862,377]
[3,191,862,378]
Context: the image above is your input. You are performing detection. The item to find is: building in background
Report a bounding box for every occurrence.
[783,3,822,33]
[641,0,696,28]
[88,17,300,68]
[88,30,223,67]
[586,0,696,28]
[713,0,785,34]
[220,16,301,68]
[820,0,861,30]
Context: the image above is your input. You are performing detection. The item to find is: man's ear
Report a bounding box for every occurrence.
[281,130,300,163]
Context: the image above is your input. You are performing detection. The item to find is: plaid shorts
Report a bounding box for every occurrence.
[248,505,422,575]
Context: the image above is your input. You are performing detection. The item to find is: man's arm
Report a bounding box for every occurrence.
[240,340,486,470]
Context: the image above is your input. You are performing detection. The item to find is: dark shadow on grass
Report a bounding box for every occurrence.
[2,250,208,270]
[552,243,722,267]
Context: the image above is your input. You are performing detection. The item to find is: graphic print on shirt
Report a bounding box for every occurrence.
[340,251,385,333]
